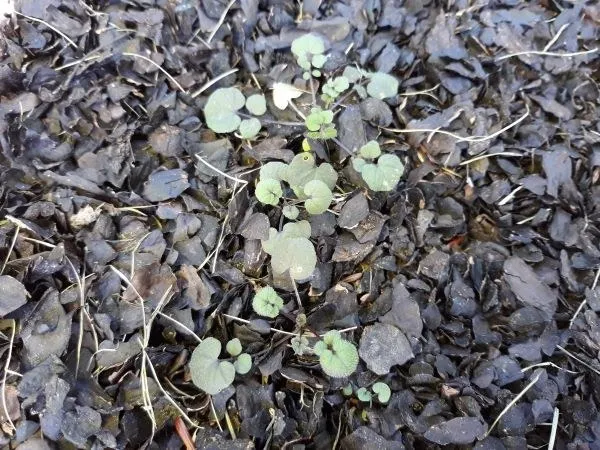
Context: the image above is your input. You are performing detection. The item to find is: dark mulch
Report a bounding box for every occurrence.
[1,0,600,449]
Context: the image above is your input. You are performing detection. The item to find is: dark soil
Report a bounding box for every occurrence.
[1,0,600,449]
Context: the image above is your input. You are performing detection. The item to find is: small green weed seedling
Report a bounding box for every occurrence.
[313,330,359,378]
[343,381,391,405]
[203,87,266,139]
[256,153,337,215]
[261,220,317,281]
[352,140,404,191]
[189,337,251,395]
[252,285,284,318]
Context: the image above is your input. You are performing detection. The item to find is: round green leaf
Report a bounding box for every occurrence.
[255,178,282,206]
[280,220,312,239]
[315,331,359,378]
[260,161,287,182]
[372,382,391,403]
[261,221,316,280]
[360,154,404,192]
[245,94,267,115]
[189,338,236,395]
[303,179,333,215]
[291,34,325,60]
[284,153,338,193]
[366,73,399,100]
[239,118,261,139]
[252,286,284,318]
[204,87,246,133]
[311,54,327,69]
[234,353,252,374]
[282,205,300,220]
[305,112,322,131]
[342,383,354,396]
[359,140,381,159]
[356,387,372,402]
[226,338,242,357]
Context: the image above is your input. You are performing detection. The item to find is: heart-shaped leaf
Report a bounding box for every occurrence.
[255,178,282,206]
[283,153,338,195]
[303,179,333,215]
[204,87,246,133]
[260,161,288,182]
[355,154,404,192]
[313,330,359,378]
[372,382,391,403]
[356,387,372,402]
[189,338,235,395]
[282,205,300,220]
[359,140,381,159]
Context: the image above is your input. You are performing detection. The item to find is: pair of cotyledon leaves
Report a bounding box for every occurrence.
[355,382,392,404]
[353,140,404,192]
[204,87,266,139]
[189,337,252,395]
[255,153,337,215]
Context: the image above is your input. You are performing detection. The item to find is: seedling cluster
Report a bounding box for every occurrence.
[195,33,405,383]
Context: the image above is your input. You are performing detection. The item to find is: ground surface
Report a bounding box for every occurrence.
[1,0,600,449]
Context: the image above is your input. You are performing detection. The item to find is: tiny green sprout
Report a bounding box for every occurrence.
[305,107,337,140]
[313,330,359,378]
[189,337,251,395]
[282,205,300,220]
[291,34,326,76]
[291,334,310,355]
[356,387,372,403]
[372,382,391,403]
[353,153,404,192]
[359,140,382,159]
[261,220,317,280]
[305,107,333,131]
[322,76,350,102]
[255,178,282,206]
[342,383,354,396]
[252,286,284,318]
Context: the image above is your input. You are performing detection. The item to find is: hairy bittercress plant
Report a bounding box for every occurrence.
[313,330,359,378]
[189,337,251,395]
